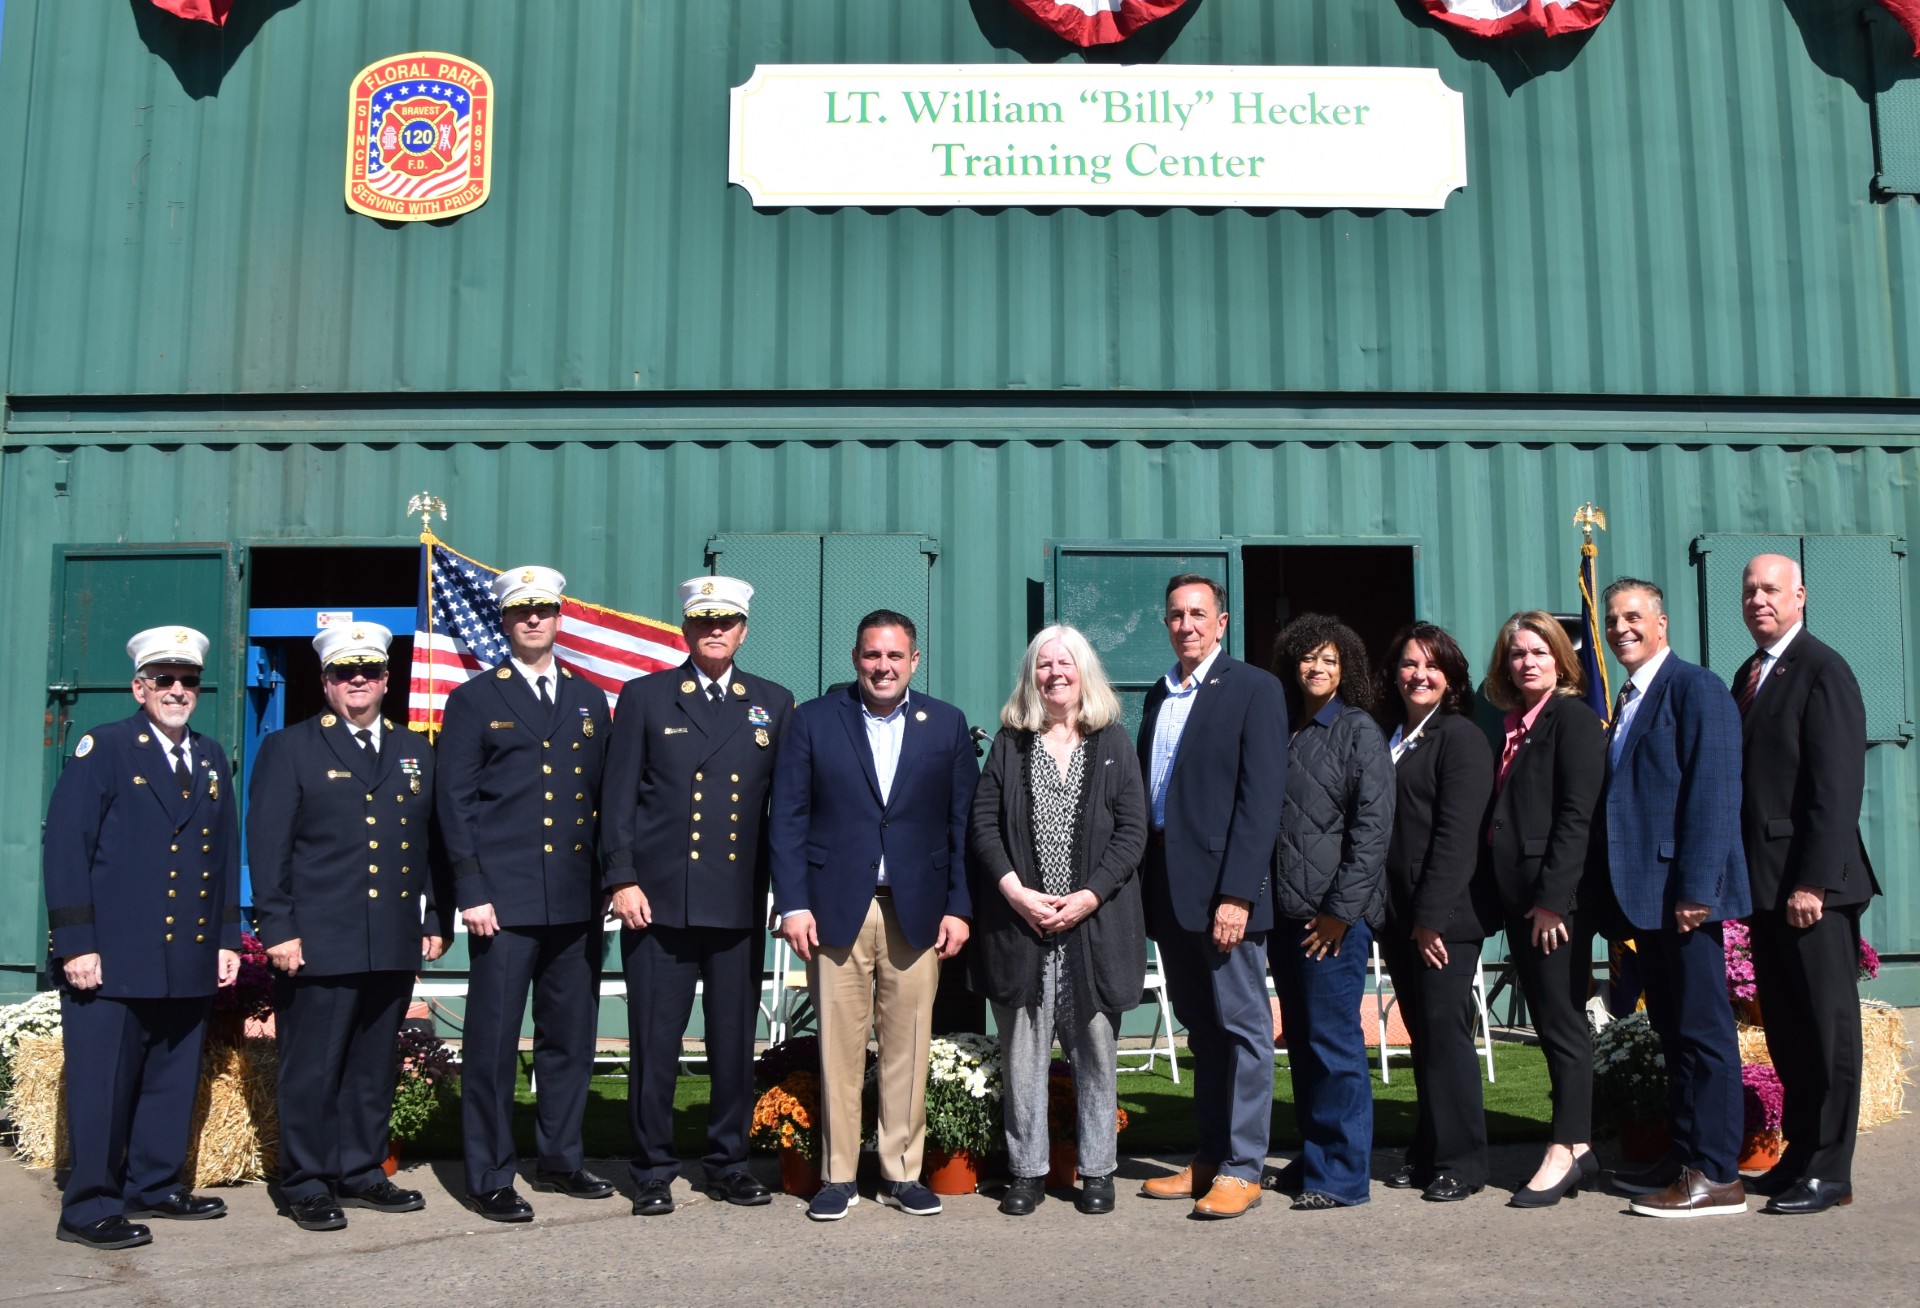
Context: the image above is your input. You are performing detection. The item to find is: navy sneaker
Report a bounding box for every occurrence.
[807,1181,859,1222]
[882,1180,943,1216]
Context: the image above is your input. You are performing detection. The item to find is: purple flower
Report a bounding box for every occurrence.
[1859,937,1881,982]
[1741,1062,1785,1134]
[1722,919,1757,1003]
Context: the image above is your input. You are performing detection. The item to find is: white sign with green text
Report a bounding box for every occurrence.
[728,65,1467,211]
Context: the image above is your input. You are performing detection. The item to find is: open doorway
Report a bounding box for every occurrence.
[247,546,419,726]
[1241,545,1417,680]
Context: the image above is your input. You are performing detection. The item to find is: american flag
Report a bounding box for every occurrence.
[367,79,477,203]
[408,540,687,733]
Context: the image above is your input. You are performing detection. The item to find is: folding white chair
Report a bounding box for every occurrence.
[1116,938,1181,1084]
[1370,942,1497,1084]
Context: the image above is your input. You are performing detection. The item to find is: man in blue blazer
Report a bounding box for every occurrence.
[1135,574,1289,1219]
[770,610,977,1222]
[1596,577,1751,1219]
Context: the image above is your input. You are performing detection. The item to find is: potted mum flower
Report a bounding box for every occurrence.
[1739,1062,1786,1172]
[1591,1011,1669,1161]
[386,1025,458,1167]
[921,1034,1003,1195]
[751,1070,822,1195]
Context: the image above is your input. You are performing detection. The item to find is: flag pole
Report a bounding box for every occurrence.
[408,493,448,740]
[1574,501,1610,720]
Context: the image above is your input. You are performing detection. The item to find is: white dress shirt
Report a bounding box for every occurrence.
[1609,644,1673,767]
[863,690,911,885]
[1748,621,1803,702]
[509,654,558,704]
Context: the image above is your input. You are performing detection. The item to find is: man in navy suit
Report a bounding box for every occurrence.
[43,625,240,1250]
[435,565,614,1221]
[1734,554,1880,1215]
[770,610,977,1222]
[601,575,792,1216]
[1596,577,1752,1219]
[1135,574,1289,1219]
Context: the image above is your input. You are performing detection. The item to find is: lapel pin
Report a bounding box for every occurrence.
[914,710,927,722]
[681,680,697,694]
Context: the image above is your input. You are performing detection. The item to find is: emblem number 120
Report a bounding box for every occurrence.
[346,51,494,221]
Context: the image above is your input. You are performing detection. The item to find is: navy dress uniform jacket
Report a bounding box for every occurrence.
[599,662,794,929]
[247,713,452,973]
[43,713,240,995]
[435,664,608,926]
[768,687,977,952]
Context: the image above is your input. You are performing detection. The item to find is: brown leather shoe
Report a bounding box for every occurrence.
[1140,1164,1216,1200]
[1628,1167,1747,1219]
[1192,1175,1263,1219]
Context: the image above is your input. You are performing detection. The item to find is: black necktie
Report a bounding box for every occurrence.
[537,675,553,709]
[355,727,377,763]
[708,683,726,706]
[170,744,192,796]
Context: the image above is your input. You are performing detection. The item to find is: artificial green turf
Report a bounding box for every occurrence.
[402,1043,1555,1159]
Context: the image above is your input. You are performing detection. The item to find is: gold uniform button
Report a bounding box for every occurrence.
[545,792,554,801]
[401,842,410,850]
[202,844,211,853]
[693,792,702,802]
[401,890,410,899]
[730,833,738,842]
[366,816,377,825]
[168,889,177,898]
[369,864,379,873]
[730,774,739,783]
[543,763,553,774]
[730,814,739,823]
[401,866,410,874]
[169,871,178,879]
[366,794,374,802]
[728,853,737,862]
[165,933,174,942]
[544,843,554,853]
[202,871,211,879]
[543,741,550,749]
[692,813,702,822]
[690,851,699,860]
[574,766,583,775]
[369,840,379,850]
[201,827,210,836]
[170,844,179,853]
[196,935,205,943]
[575,792,584,800]
[695,772,704,781]
[573,844,583,852]
[199,889,209,899]
[197,918,206,926]
[399,817,407,825]
[731,794,740,802]
[165,916,175,925]
[395,795,404,803]
[692,832,701,842]
[576,817,585,826]
[572,742,580,750]
[544,817,554,826]
[369,888,379,899]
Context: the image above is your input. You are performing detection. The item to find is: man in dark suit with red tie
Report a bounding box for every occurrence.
[1733,553,1880,1215]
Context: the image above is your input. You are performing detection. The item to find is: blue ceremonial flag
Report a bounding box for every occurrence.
[1577,528,1611,725]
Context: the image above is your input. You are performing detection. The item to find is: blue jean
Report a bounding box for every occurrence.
[1270,916,1374,1205]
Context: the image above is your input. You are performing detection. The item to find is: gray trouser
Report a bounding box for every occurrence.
[992,947,1119,1179]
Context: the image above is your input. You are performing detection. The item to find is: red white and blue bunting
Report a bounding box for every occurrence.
[1007,1,1194,48]
[1418,1,1614,39]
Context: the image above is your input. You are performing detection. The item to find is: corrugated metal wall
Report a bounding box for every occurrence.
[3,428,1916,989]
[2,0,1917,398]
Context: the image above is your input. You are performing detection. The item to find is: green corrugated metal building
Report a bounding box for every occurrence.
[1,0,1916,1006]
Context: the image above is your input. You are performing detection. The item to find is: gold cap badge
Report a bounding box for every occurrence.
[174,629,189,644]
[521,569,535,583]
[701,581,715,595]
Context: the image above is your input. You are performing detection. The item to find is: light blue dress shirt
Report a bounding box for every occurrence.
[1148,647,1221,830]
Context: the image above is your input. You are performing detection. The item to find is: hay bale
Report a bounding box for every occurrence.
[1737,1022,1771,1066]
[5,1036,65,1167]
[1859,1000,1908,1131]
[4,1035,279,1185]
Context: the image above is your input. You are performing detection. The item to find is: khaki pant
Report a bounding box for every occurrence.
[810,895,939,1183]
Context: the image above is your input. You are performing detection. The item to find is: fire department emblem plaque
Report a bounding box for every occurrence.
[346,51,494,221]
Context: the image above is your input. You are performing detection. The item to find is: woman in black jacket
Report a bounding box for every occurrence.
[1270,614,1394,1210]
[1375,622,1496,1202]
[968,624,1147,1218]
[1481,610,1607,1207]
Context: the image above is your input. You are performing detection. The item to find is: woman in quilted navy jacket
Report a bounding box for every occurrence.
[1269,614,1394,1211]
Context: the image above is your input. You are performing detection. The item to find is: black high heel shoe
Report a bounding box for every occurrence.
[1507,1149,1599,1209]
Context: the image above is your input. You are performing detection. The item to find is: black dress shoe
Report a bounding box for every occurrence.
[1076,1173,1115,1215]
[338,1179,425,1212]
[534,1168,616,1200]
[1611,1158,1681,1196]
[1764,1178,1853,1215]
[1384,1163,1422,1190]
[56,1215,152,1250]
[999,1175,1046,1216]
[1509,1151,1599,1209]
[125,1191,226,1221]
[1421,1175,1483,1203]
[287,1195,348,1231]
[703,1169,772,1206]
[632,1179,675,1216]
[1265,1160,1304,1195]
[469,1187,534,1223]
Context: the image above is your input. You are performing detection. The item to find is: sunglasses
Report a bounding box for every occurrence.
[326,663,388,682]
[142,673,202,690]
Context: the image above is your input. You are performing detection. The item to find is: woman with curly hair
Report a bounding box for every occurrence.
[1269,614,1394,1210]
[1374,622,1496,1202]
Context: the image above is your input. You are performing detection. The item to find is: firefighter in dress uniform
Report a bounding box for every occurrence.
[434,566,614,1221]
[43,625,240,1250]
[601,576,793,1215]
[247,622,452,1231]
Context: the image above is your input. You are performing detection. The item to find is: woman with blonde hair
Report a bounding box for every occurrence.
[1480,611,1607,1207]
[968,624,1147,1217]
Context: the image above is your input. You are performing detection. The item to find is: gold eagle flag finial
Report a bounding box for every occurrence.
[1574,502,1607,553]
[408,492,448,543]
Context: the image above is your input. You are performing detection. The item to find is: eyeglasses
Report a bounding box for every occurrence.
[142,673,201,690]
[326,663,388,682]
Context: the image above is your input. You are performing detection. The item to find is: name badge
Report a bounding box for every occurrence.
[489,720,516,730]
[327,770,353,780]
[664,726,689,735]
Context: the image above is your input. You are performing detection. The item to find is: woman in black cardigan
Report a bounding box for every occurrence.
[968,624,1147,1218]
[1481,610,1607,1207]
[1374,622,1496,1203]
